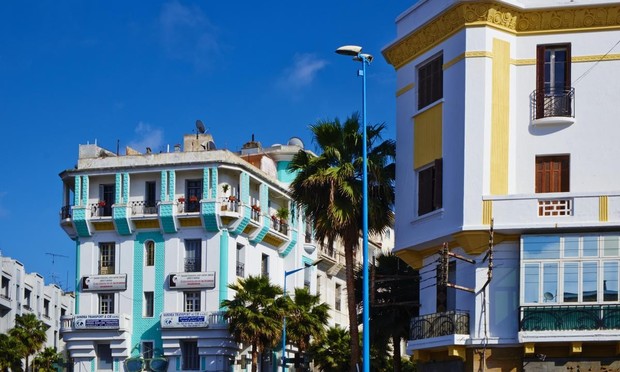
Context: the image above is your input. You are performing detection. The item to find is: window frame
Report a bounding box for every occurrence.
[99,293,115,314]
[536,43,571,119]
[181,340,200,371]
[99,242,116,274]
[184,291,201,312]
[417,158,443,216]
[535,155,570,193]
[184,239,202,272]
[145,241,155,267]
[417,54,444,110]
[144,291,154,318]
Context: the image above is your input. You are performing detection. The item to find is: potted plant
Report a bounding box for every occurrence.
[221,184,229,195]
[251,204,261,212]
[189,195,198,202]
[178,196,185,203]
[275,207,289,223]
[98,200,106,207]
[228,195,237,202]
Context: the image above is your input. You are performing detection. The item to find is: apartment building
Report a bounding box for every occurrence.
[384,0,620,370]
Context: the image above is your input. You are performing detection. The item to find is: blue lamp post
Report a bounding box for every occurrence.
[281,259,322,371]
[335,44,373,372]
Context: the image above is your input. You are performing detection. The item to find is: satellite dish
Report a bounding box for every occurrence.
[196,120,206,134]
[543,292,554,301]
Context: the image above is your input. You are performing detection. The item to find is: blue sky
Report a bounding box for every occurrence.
[0,1,412,291]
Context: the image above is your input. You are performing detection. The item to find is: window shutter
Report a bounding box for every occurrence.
[536,45,545,119]
[433,158,443,209]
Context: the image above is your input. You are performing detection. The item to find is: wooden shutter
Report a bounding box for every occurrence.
[536,155,569,193]
[433,158,443,209]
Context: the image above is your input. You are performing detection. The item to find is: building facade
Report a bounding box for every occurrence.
[0,255,74,356]
[384,0,620,370]
[58,133,319,372]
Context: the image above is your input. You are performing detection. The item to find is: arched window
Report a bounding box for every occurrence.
[145,241,155,266]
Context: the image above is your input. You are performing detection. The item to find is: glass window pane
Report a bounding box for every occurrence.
[603,235,620,257]
[542,263,558,303]
[524,264,540,303]
[564,236,579,258]
[523,235,560,259]
[563,263,578,302]
[604,261,619,302]
[582,262,598,302]
[583,236,598,257]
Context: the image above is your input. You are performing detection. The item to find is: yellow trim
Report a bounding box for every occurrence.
[395,246,442,270]
[600,195,609,222]
[570,342,582,355]
[134,220,160,229]
[396,83,415,97]
[413,103,443,169]
[453,231,518,255]
[482,200,493,225]
[574,53,620,63]
[524,343,535,355]
[512,58,536,66]
[179,218,202,227]
[412,350,430,362]
[448,346,466,360]
[383,2,620,69]
[490,38,510,195]
[92,221,115,231]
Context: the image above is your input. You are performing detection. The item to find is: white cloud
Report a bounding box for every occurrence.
[159,1,219,68]
[278,53,328,91]
[127,122,164,153]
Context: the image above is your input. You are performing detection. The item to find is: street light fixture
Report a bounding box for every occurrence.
[280,258,322,371]
[336,44,372,372]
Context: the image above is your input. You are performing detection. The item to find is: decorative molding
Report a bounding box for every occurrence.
[600,195,609,222]
[573,53,620,63]
[396,83,415,97]
[383,2,620,69]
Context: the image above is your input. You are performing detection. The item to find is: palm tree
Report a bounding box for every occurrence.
[221,275,285,372]
[32,347,63,372]
[355,254,419,372]
[9,313,48,372]
[0,333,25,371]
[285,287,330,368]
[289,113,395,370]
[309,326,351,372]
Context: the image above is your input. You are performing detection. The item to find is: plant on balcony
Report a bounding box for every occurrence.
[275,207,289,223]
[222,183,229,195]
[189,195,198,202]
[251,204,261,212]
[177,197,185,203]
[228,195,237,202]
[98,200,106,207]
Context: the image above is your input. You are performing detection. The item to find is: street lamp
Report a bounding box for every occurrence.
[281,259,322,371]
[336,44,372,372]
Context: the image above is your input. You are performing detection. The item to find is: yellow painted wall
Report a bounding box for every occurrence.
[490,39,510,195]
[414,103,443,169]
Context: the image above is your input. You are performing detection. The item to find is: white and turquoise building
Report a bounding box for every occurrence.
[59,133,319,371]
[384,0,620,370]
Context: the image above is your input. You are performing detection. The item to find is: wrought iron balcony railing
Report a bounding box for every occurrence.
[60,205,72,219]
[130,200,158,215]
[236,262,245,277]
[530,88,575,121]
[184,258,201,272]
[410,310,470,340]
[520,304,620,331]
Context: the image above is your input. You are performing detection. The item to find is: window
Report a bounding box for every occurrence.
[418,54,443,109]
[145,181,157,212]
[24,288,32,309]
[142,341,154,371]
[184,291,201,312]
[145,241,155,266]
[144,292,154,317]
[418,158,443,216]
[304,264,311,288]
[184,239,202,272]
[261,254,269,278]
[521,233,620,304]
[99,293,114,314]
[1,276,9,299]
[97,344,113,372]
[535,44,572,119]
[99,184,115,216]
[536,155,569,193]
[44,299,50,317]
[186,179,203,212]
[335,283,342,311]
[182,340,200,370]
[236,244,245,277]
[99,242,115,274]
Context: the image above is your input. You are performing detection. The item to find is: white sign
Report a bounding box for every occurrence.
[169,272,216,289]
[74,314,120,329]
[82,274,127,291]
[161,312,209,328]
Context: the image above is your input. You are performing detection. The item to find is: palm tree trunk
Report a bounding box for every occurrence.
[392,335,402,372]
[344,243,360,372]
[251,344,258,372]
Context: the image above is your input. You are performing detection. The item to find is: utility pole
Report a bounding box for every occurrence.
[438,242,476,293]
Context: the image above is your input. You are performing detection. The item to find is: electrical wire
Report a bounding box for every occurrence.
[573,37,620,86]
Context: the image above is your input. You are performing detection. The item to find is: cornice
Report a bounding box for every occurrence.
[383,2,620,70]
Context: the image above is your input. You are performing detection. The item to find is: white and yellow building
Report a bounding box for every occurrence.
[384,0,620,370]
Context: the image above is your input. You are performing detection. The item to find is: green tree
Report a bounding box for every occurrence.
[356,254,419,372]
[32,347,62,372]
[289,113,395,370]
[10,313,48,372]
[221,275,285,372]
[309,326,351,372]
[0,333,25,372]
[285,287,330,368]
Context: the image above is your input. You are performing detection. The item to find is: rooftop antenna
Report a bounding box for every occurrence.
[46,253,69,291]
[46,252,68,265]
[196,119,206,134]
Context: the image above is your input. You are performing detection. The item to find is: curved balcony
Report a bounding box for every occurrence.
[530,88,575,125]
[410,310,469,341]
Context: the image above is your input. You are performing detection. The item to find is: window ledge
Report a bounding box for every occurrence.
[412,208,444,224]
[531,116,575,126]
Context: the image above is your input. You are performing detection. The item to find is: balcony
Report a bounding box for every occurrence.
[130,200,158,215]
[91,203,113,217]
[519,305,620,343]
[184,258,201,273]
[484,192,620,230]
[177,200,200,213]
[410,310,470,341]
[530,88,575,125]
[60,205,72,219]
[0,292,11,310]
